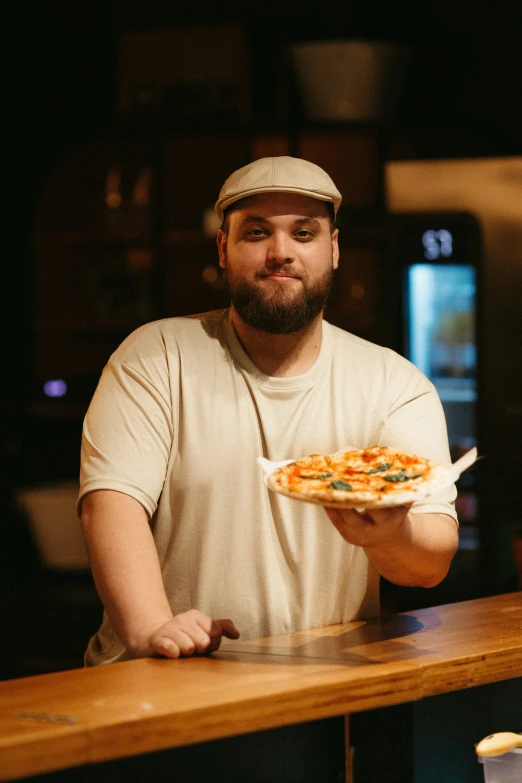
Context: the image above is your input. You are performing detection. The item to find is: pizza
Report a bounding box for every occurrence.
[265,446,450,509]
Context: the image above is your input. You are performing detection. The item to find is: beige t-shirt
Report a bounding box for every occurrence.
[79,309,457,665]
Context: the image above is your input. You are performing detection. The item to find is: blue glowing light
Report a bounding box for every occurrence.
[43,379,68,398]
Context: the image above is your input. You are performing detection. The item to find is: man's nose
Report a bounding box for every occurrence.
[266,231,294,265]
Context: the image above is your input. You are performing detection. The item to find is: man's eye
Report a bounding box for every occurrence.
[246,228,266,239]
[295,230,314,239]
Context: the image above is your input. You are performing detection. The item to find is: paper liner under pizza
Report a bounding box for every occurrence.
[258,445,478,510]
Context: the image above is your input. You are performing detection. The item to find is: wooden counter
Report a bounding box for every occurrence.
[1,592,521,781]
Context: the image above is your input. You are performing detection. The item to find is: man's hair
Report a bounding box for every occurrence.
[220,200,336,234]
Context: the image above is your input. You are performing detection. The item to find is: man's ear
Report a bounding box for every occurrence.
[331,228,340,270]
[217,229,227,269]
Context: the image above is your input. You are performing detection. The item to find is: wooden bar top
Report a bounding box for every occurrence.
[1,592,521,781]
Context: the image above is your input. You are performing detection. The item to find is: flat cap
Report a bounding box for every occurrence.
[215,156,342,221]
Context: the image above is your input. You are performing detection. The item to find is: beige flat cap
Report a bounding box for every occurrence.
[215,156,342,221]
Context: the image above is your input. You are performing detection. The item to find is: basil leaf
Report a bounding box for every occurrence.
[328,480,353,491]
[384,470,422,483]
[302,472,333,480]
[384,470,408,483]
[368,463,392,474]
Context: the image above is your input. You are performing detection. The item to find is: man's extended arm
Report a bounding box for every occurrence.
[81,489,239,658]
[325,506,459,587]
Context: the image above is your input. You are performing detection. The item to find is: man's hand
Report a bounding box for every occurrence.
[81,491,241,661]
[325,505,412,549]
[324,505,459,588]
[140,610,240,659]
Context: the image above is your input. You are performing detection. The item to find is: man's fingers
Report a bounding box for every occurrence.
[150,613,240,659]
[190,630,213,654]
[152,637,181,659]
[195,613,240,643]
[203,619,240,654]
[153,628,204,657]
[217,618,241,639]
[170,612,212,653]
[325,503,414,547]
[325,507,365,527]
[366,503,413,523]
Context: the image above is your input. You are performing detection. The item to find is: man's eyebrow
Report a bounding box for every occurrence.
[240,215,270,225]
[239,216,323,228]
[294,217,322,228]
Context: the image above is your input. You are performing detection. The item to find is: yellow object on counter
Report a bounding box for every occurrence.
[476,732,522,758]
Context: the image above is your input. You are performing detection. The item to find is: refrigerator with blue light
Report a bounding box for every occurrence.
[387,212,483,597]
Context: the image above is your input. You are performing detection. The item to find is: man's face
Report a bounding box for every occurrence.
[217,193,339,334]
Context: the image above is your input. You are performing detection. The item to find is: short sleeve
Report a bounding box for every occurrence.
[77,354,174,519]
[379,354,458,520]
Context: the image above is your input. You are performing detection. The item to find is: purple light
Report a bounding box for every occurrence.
[43,379,68,398]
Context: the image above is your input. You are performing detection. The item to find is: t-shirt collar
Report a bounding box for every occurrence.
[222,308,331,390]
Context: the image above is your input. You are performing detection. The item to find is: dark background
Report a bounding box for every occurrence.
[9,0,522,401]
[3,0,521,679]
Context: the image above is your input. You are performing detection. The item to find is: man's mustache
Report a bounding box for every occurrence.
[257,268,303,280]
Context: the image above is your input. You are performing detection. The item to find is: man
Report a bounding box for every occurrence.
[79,156,459,666]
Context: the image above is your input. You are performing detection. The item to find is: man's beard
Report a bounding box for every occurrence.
[225,262,335,335]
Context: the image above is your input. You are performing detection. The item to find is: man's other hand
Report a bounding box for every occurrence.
[144,610,240,659]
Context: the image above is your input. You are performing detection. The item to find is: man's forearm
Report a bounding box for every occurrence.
[326,507,459,588]
[81,489,174,654]
[364,512,459,588]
